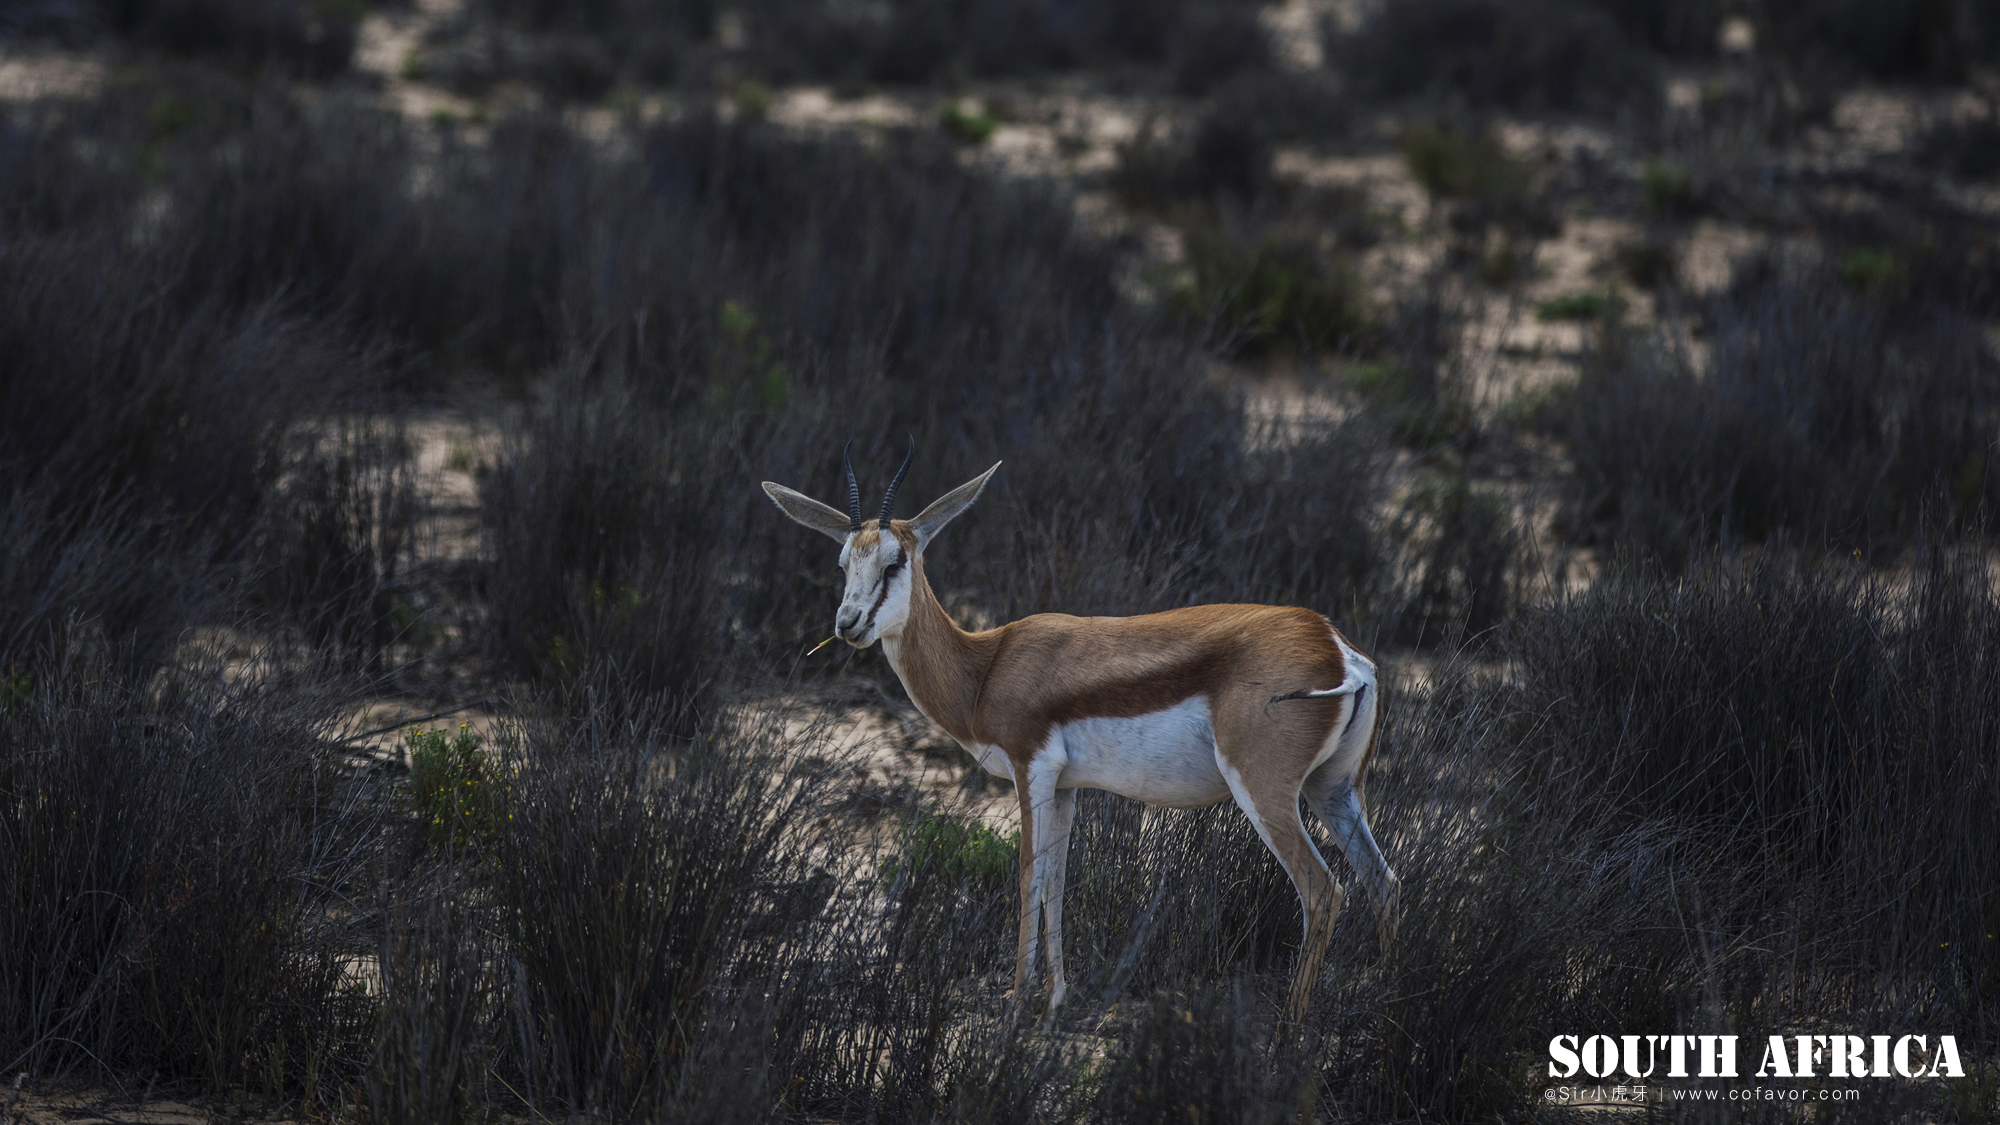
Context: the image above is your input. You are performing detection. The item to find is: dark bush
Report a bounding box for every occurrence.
[1348,273,1477,450]
[1395,469,1518,642]
[1166,3,1271,96]
[1172,220,1373,358]
[0,489,185,675]
[1211,69,1353,146]
[104,0,360,77]
[1,77,425,678]
[19,85,1408,708]
[487,692,831,1119]
[1639,156,1695,217]
[1614,235,1679,289]
[1185,109,1274,202]
[1761,0,1995,82]
[1052,794,1320,995]
[1111,89,1308,211]
[0,639,378,1098]
[1341,0,1661,115]
[1087,986,1298,1124]
[1579,0,1731,56]
[1402,125,1558,239]
[1307,534,1999,1118]
[938,100,998,144]
[1402,124,1559,288]
[818,0,1191,82]
[1557,258,1998,556]
[478,0,1216,90]
[0,234,381,670]
[363,893,489,1125]
[459,5,647,94]
[3,76,438,355]
[479,364,726,723]
[256,420,419,674]
[1788,181,2000,318]
[1349,0,1993,89]
[0,0,101,42]
[1916,104,2000,179]
[1509,544,2000,1005]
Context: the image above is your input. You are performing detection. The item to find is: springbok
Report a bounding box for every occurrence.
[763,445,1398,1021]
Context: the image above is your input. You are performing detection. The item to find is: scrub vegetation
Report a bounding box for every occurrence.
[1,1,1995,1121]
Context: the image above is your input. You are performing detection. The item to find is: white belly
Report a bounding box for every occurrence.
[1055,696,1228,808]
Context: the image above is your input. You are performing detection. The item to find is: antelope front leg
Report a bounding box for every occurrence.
[1039,786,1077,1018]
[1008,746,1071,1014]
[1008,758,1043,1003]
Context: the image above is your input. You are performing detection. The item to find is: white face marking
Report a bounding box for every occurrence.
[1054,696,1231,809]
[834,530,911,647]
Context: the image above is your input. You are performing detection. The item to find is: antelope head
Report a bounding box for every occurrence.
[762,441,1000,648]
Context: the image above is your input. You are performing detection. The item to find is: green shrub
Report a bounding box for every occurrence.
[1614,237,1678,289]
[1403,125,1556,255]
[1639,157,1693,217]
[715,299,789,411]
[1175,226,1373,357]
[939,102,997,144]
[879,812,1017,893]
[1469,234,1538,286]
[1349,362,1474,449]
[733,80,773,121]
[406,724,501,851]
[1402,126,1530,203]
[1534,289,1624,321]
[1838,247,1903,293]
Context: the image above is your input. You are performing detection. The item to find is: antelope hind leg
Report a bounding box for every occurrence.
[1216,748,1343,1023]
[1307,772,1400,949]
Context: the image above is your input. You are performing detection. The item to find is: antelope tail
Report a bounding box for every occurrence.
[1267,667,1368,706]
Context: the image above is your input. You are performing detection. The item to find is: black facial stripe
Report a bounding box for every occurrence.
[863,575,891,629]
[863,553,902,629]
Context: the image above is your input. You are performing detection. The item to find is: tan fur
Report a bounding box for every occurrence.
[877,516,1350,760]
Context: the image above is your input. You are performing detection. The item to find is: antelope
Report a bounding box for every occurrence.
[763,445,1399,1022]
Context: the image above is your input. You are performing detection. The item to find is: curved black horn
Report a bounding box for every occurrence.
[842,441,863,532]
[879,435,915,524]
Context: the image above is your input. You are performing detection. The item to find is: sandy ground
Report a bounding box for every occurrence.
[0,49,101,100]
[0,1082,308,1125]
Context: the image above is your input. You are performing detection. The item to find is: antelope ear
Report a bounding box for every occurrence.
[909,462,1000,552]
[762,482,853,543]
